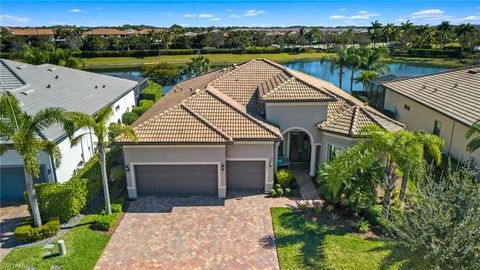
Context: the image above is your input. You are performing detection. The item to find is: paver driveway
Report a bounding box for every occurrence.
[95,193,295,270]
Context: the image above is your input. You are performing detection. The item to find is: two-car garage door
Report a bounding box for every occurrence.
[133,161,266,197]
[135,164,218,196]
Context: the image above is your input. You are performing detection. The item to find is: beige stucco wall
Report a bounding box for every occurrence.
[384,90,480,163]
[123,145,227,198]
[319,133,360,164]
[226,143,275,191]
[265,103,327,144]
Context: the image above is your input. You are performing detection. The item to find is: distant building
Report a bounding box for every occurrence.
[383,66,480,164]
[0,59,139,201]
[365,74,412,110]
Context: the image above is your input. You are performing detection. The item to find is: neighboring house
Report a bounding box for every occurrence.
[0,59,138,201]
[383,66,480,164]
[109,73,148,102]
[117,59,403,199]
[365,74,412,110]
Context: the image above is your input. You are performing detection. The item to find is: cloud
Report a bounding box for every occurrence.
[0,14,30,24]
[182,13,197,18]
[348,11,379,20]
[462,15,480,21]
[229,14,243,18]
[243,9,266,16]
[329,15,346,19]
[410,9,443,19]
[94,7,102,10]
[69,8,85,13]
[209,17,221,21]
[339,8,347,11]
[198,13,214,18]
[180,23,190,26]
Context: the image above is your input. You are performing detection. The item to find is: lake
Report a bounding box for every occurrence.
[100,60,448,94]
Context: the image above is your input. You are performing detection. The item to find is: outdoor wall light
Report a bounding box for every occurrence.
[221,164,225,171]
[269,160,273,167]
[125,165,130,172]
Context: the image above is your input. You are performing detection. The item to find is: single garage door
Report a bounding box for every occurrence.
[1,165,47,201]
[226,161,265,191]
[134,164,218,196]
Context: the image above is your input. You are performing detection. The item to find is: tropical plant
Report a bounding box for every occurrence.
[455,23,476,55]
[436,21,453,49]
[319,125,444,217]
[368,20,383,44]
[382,23,397,44]
[66,107,137,214]
[466,119,480,153]
[399,20,415,50]
[143,63,180,85]
[327,46,348,89]
[345,46,363,91]
[0,92,71,227]
[182,56,210,78]
[388,166,480,269]
[355,70,379,91]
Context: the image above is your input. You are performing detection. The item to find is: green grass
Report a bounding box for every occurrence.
[0,215,111,270]
[271,207,424,270]
[388,56,476,68]
[82,52,335,70]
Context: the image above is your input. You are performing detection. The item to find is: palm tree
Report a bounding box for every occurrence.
[455,23,476,56]
[0,92,70,227]
[355,70,379,91]
[358,46,389,75]
[182,56,210,78]
[466,119,480,153]
[328,46,348,89]
[383,23,396,45]
[322,124,444,217]
[400,20,414,50]
[436,21,453,49]
[368,20,383,45]
[345,46,362,91]
[66,107,136,214]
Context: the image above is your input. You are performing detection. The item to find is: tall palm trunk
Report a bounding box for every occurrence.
[338,66,344,89]
[349,68,356,92]
[382,157,398,217]
[24,171,42,227]
[400,169,409,204]
[98,143,112,214]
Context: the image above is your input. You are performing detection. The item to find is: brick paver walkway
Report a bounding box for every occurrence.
[0,203,28,261]
[95,193,295,270]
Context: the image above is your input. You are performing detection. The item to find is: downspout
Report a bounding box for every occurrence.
[50,154,58,182]
[447,120,456,155]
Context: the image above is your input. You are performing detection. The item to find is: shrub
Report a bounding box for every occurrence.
[25,178,87,223]
[296,201,310,212]
[139,99,154,109]
[131,106,147,117]
[74,155,102,205]
[276,188,284,196]
[391,189,400,200]
[111,203,123,213]
[356,218,370,233]
[110,166,126,182]
[274,183,281,189]
[314,205,323,214]
[140,81,163,101]
[268,189,277,198]
[326,205,335,213]
[276,169,294,188]
[95,212,120,231]
[14,218,60,243]
[284,188,291,195]
[122,111,139,125]
[329,212,340,222]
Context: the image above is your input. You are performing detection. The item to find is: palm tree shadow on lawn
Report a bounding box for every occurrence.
[272,208,421,269]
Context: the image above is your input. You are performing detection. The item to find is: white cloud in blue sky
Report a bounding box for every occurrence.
[69,8,85,13]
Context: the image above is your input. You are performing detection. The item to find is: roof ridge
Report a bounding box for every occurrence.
[205,87,282,138]
[180,104,233,142]
[209,60,252,85]
[383,64,480,85]
[361,106,405,128]
[349,106,360,135]
[261,76,295,97]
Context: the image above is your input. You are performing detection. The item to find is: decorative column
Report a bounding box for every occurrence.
[309,144,316,176]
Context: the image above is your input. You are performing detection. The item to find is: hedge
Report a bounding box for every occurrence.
[78,49,196,58]
[73,155,103,206]
[121,111,140,125]
[391,48,462,58]
[140,81,163,101]
[14,218,60,243]
[26,178,88,223]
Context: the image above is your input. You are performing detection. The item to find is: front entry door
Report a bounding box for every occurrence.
[289,132,311,163]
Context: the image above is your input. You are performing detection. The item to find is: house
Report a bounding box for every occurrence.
[0,59,139,201]
[117,59,403,199]
[383,66,480,164]
[365,74,412,110]
[9,28,55,41]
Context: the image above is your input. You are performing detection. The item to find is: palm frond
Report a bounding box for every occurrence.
[31,107,66,132]
[94,107,114,126]
[0,92,24,131]
[109,123,137,142]
[65,112,96,130]
[465,119,480,139]
[466,137,480,153]
[39,140,62,168]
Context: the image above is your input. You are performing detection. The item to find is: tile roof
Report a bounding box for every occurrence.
[84,28,131,35]
[383,66,480,126]
[0,59,138,141]
[122,59,403,144]
[10,28,54,36]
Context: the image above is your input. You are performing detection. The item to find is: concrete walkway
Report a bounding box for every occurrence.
[0,203,28,261]
[291,165,321,200]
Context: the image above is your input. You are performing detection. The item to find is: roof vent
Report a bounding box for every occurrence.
[46,84,51,88]
[21,89,35,95]
[55,75,59,79]
[48,67,57,72]
[467,69,479,74]
[189,87,194,92]
[421,84,426,89]
[16,65,27,70]
[452,83,458,88]
[102,84,106,88]
[94,85,98,89]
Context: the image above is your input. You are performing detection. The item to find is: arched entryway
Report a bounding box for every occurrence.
[276,127,317,176]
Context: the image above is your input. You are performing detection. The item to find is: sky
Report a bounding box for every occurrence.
[1,0,480,27]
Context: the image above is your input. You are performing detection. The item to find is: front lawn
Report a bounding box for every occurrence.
[271,207,423,270]
[0,215,110,270]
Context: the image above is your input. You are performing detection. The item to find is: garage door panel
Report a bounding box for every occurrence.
[135,164,217,196]
[227,161,265,191]
[1,165,47,201]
